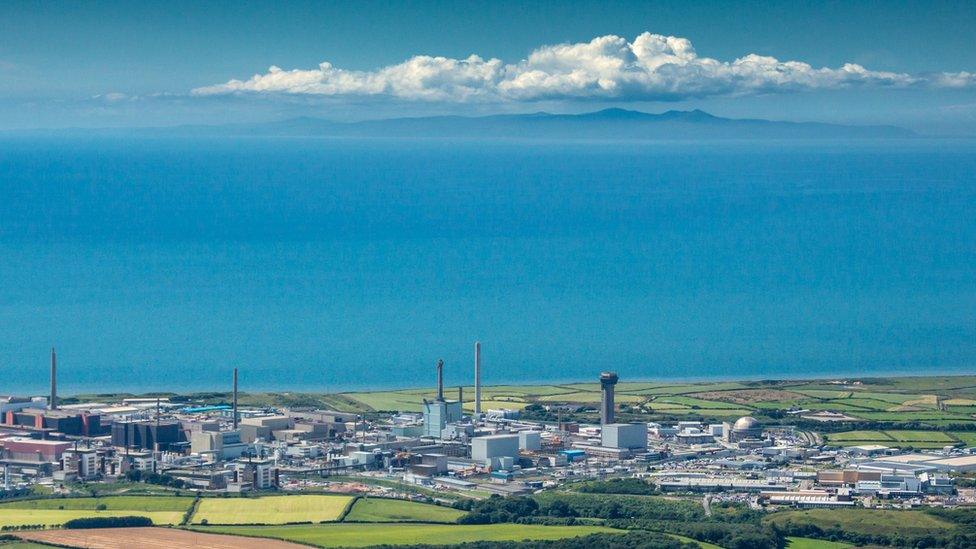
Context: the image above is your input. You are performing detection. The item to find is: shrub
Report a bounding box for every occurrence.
[63,516,153,529]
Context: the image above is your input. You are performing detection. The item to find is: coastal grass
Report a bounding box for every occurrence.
[192,495,353,525]
[193,523,621,547]
[342,497,465,523]
[765,508,955,538]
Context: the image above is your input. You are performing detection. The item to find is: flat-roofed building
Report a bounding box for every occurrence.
[472,434,519,468]
[0,437,72,462]
[601,423,648,450]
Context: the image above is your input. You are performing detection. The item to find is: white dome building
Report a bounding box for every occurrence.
[730,416,763,442]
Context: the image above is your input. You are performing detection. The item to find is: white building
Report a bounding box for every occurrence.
[423,400,463,438]
[601,423,648,450]
[472,434,519,468]
[518,431,541,451]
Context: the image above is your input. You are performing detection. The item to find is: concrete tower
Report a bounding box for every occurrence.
[599,371,619,425]
[49,347,58,411]
[232,368,239,430]
[474,342,482,415]
[436,359,444,402]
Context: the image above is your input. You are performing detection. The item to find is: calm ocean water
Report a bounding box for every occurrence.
[1,137,974,394]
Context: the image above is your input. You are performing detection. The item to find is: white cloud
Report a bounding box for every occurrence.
[193,32,974,102]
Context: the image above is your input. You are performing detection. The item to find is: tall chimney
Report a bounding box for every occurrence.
[436,359,444,402]
[154,397,161,453]
[474,342,481,415]
[458,385,463,404]
[50,347,58,411]
[599,371,619,425]
[233,368,239,430]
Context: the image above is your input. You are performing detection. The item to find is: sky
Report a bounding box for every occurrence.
[1,0,975,133]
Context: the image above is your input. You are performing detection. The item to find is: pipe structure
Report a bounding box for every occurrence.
[50,347,57,411]
[474,342,481,415]
[436,359,444,401]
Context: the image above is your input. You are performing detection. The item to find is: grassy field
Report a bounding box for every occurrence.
[951,431,976,446]
[78,375,976,426]
[192,495,353,525]
[786,537,852,549]
[0,496,193,528]
[765,508,954,538]
[195,523,620,547]
[667,534,724,549]
[0,495,193,511]
[826,429,962,448]
[343,497,464,523]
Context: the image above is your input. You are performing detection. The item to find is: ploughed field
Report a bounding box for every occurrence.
[18,527,307,549]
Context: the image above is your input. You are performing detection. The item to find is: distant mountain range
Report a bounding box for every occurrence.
[19,108,918,139]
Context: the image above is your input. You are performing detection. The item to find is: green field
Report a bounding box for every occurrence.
[0,496,193,528]
[826,429,960,448]
[765,508,954,538]
[786,537,852,549]
[343,497,464,523]
[0,495,193,511]
[192,495,353,525]
[667,534,723,549]
[84,375,976,429]
[195,523,620,547]
[951,431,976,446]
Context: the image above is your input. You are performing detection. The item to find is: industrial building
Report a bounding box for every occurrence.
[518,430,541,451]
[4,408,102,437]
[472,434,519,468]
[601,423,648,451]
[0,436,72,462]
[190,430,251,460]
[422,359,463,438]
[111,420,183,451]
[727,416,763,443]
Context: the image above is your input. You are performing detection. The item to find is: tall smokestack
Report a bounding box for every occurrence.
[436,359,444,402]
[599,371,619,425]
[50,347,57,411]
[458,385,463,404]
[233,368,239,430]
[474,342,481,415]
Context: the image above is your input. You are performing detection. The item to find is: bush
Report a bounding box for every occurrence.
[63,516,153,529]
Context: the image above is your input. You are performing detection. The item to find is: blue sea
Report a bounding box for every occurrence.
[1,137,974,394]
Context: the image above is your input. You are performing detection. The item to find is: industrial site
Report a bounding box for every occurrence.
[2,345,976,549]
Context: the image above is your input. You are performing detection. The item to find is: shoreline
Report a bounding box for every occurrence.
[51,371,976,399]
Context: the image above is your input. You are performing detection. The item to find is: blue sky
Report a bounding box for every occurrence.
[1,0,974,133]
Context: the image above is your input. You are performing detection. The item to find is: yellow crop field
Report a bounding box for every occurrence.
[0,509,184,528]
[193,495,354,525]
